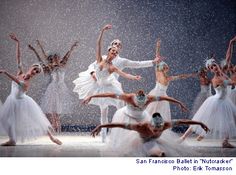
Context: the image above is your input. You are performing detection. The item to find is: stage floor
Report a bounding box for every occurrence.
[0,134,236,157]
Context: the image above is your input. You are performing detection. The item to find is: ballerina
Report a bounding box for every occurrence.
[83,89,188,153]
[73,24,141,142]
[222,36,236,106]
[180,58,236,148]
[190,67,212,117]
[146,38,196,121]
[0,33,62,146]
[91,112,209,157]
[28,40,79,132]
[87,36,159,81]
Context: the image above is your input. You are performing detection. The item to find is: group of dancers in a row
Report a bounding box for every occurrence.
[0,24,236,157]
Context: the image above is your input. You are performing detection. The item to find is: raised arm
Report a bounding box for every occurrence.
[9,33,23,74]
[60,41,79,66]
[28,44,44,63]
[225,36,236,65]
[112,66,141,80]
[96,24,112,63]
[156,38,161,57]
[0,69,21,85]
[36,40,48,59]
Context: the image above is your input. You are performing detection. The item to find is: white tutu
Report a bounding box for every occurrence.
[0,81,51,143]
[191,85,236,139]
[190,85,212,117]
[105,97,152,156]
[228,87,236,124]
[108,107,150,148]
[146,82,171,121]
[140,130,199,157]
[105,116,198,157]
[41,68,75,114]
[73,64,123,108]
[229,88,236,105]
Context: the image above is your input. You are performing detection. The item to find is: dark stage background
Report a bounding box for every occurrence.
[0,0,236,129]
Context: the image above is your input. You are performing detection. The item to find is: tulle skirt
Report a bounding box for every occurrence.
[41,81,75,114]
[103,128,198,157]
[0,94,51,143]
[73,70,123,109]
[229,88,236,105]
[191,91,211,118]
[105,106,150,156]
[146,83,171,121]
[191,95,236,139]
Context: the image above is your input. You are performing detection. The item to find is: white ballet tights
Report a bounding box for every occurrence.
[8,126,16,142]
[100,107,108,143]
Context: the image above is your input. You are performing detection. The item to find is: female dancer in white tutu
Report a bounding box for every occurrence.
[83,89,187,153]
[28,40,79,132]
[91,112,209,157]
[74,24,141,142]
[146,39,195,121]
[190,67,211,117]
[87,38,159,81]
[221,36,236,106]
[0,33,62,146]
[180,58,236,148]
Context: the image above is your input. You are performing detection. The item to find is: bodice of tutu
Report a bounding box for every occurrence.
[200,85,211,93]
[95,65,113,85]
[10,81,25,99]
[51,68,65,83]
[214,85,227,99]
[125,96,147,120]
[155,82,168,92]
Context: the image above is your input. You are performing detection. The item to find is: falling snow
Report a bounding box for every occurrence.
[0,0,236,126]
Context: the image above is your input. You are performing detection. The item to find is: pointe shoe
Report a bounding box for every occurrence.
[196,135,204,141]
[222,141,235,148]
[1,140,16,146]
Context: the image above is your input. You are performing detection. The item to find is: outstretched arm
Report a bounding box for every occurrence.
[96,24,112,63]
[169,73,197,81]
[0,70,21,85]
[120,38,162,69]
[169,119,209,133]
[149,96,188,112]
[60,41,79,66]
[225,36,236,65]
[91,123,129,137]
[112,66,141,80]
[82,92,127,104]
[9,33,23,74]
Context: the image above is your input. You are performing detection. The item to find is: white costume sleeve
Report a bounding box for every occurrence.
[120,57,153,69]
